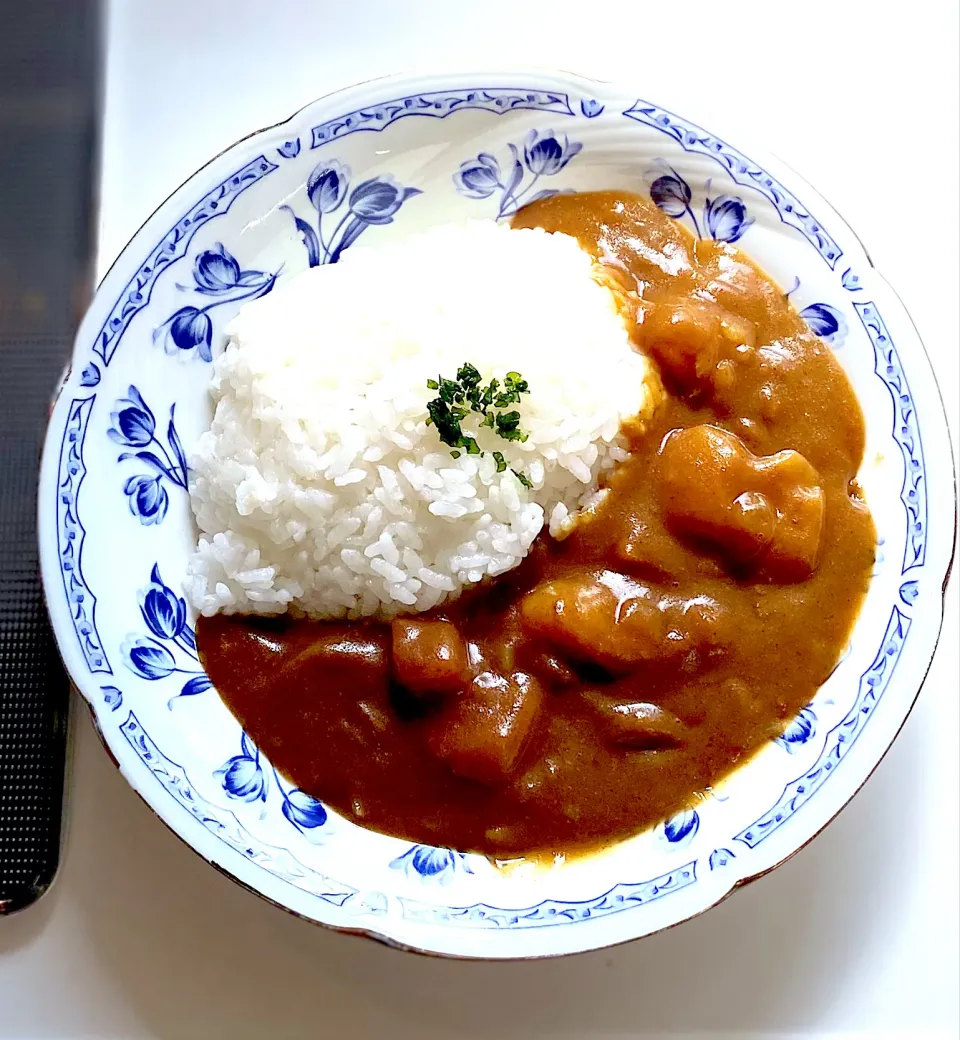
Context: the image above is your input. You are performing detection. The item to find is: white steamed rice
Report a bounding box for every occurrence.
[185,220,660,619]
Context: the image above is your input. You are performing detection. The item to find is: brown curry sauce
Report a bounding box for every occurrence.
[198,191,875,858]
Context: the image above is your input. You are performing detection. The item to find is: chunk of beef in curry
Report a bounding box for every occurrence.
[199,190,875,858]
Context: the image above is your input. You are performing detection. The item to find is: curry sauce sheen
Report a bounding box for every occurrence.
[198,191,875,858]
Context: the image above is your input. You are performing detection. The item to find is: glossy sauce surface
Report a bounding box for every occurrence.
[198,191,875,858]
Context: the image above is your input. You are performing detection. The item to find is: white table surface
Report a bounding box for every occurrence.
[3,2,957,1037]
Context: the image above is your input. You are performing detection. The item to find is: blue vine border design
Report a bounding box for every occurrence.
[736,607,910,848]
[399,863,696,929]
[310,88,574,149]
[57,396,110,673]
[856,301,928,573]
[624,99,841,268]
[93,155,278,367]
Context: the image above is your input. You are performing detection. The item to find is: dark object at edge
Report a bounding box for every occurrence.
[0,0,101,913]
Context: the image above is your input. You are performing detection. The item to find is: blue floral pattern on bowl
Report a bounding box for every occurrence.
[648,166,754,243]
[390,844,474,883]
[155,244,277,362]
[217,733,327,836]
[122,564,209,705]
[775,705,818,754]
[284,159,422,267]
[36,70,954,960]
[785,277,848,347]
[454,128,581,219]
[108,387,188,525]
[708,848,735,871]
[660,808,700,847]
[799,302,846,346]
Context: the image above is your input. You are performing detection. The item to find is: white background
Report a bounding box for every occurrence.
[2,1,957,1037]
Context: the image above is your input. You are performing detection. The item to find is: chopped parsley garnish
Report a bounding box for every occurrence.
[494,410,524,441]
[425,363,533,486]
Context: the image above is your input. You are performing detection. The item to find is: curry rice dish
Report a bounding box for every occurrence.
[195,191,875,859]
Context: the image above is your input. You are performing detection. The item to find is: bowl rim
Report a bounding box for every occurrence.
[38,66,957,959]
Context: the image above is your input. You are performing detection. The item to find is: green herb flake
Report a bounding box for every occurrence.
[426,397,464,449]
[512,468,533,489]
[425,362,533,461]
[457,362,482,389]
[494,410,528,442]
[438,377,461,404]
[492,450,507,473]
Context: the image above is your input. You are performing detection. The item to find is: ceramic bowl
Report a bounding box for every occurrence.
[38,69,955,959]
